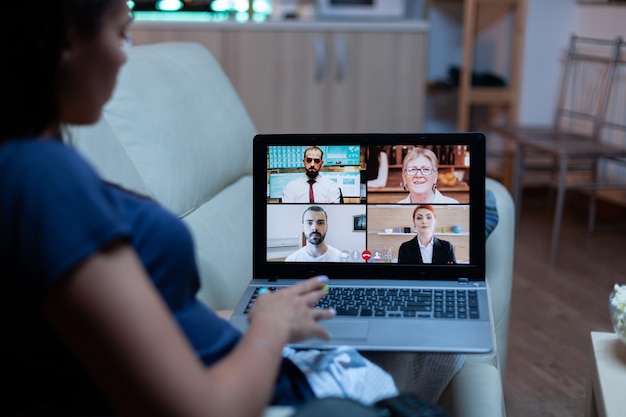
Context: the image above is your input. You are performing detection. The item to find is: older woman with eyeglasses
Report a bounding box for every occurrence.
[397,147,459,204]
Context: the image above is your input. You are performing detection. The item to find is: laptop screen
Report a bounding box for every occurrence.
[253,133,486,281]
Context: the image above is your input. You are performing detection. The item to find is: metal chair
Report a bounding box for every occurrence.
[494,35,626,263]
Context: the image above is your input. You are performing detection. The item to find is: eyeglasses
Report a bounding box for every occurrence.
[305,158,322,164]
[404,167,434,176]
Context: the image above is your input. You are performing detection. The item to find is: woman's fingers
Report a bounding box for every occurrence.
[251,276,336,343]
[314,306,336,321]
[290,275,329,295]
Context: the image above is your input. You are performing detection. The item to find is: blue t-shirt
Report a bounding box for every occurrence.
[0,139,312,414]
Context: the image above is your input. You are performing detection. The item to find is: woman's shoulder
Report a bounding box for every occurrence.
[433,190,459,203]
[398,237,416,249]
[1,139,99,188]
[2,139,93,174]
[434,236,454,248]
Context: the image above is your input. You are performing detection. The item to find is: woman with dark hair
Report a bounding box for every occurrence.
[0,2,469,415]
[0,1,348,416]
[397,205,456,265]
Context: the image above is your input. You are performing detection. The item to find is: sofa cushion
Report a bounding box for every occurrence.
[184,176,253,310]
[68,42,256,310]
[69,42,255,218]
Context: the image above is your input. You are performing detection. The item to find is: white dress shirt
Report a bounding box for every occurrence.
[285,245,343,262]
[417,236,434,264]
[396,189,459,204]
[282,174,341,204]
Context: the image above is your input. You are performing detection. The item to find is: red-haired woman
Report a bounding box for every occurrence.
[397,205,456,264]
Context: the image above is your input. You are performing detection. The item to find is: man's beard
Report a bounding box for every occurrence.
[307,232,324,245]
[305,168,318,179]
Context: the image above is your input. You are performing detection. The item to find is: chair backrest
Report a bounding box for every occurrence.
[553,35,622,138]
[596,36,626,183]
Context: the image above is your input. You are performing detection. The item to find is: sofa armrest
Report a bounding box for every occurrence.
[485,178,515,376]
[438,361,505,417]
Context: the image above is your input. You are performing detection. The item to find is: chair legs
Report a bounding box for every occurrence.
[587,159,600,234]
[513,148,623,264]
[550,157,569,264]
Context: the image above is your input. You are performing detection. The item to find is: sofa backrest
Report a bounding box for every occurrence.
[67,42,257,309]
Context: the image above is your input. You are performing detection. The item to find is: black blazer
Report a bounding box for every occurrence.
[397,236,457,265]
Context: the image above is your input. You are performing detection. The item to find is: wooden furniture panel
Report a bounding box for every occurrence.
[227,29,427,133]
[324,31,427,133]
[585,332,626,417]
[225,30,327,133]
[127,20,428,135]
[129,27,224,61]
[430,0,526,134]
[457,0,526,132]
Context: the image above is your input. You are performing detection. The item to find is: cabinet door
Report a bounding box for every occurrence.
[326,31,426,133]
[226,30,327,133]
[226,29,427,133]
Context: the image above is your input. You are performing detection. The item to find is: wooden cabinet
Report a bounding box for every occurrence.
[128,19,428,134]
[224,30,326,133]
[226,29,427,133]
[129,24,225,62]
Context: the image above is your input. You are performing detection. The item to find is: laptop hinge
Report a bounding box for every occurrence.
[458,277,469,285]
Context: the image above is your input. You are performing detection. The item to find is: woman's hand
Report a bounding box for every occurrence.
[248,276,336,344]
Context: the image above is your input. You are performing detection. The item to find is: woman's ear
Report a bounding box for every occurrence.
[60,26,80,67]
[60,47,73,68]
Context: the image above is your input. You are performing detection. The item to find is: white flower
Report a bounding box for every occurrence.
[610,284,626,336]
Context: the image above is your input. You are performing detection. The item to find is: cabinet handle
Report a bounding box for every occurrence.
[315,36,326,82]
[335,36,347,82]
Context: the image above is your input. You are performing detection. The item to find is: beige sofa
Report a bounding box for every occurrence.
[68,42,515,417]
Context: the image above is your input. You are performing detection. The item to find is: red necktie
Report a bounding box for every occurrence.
[308,179,315,203]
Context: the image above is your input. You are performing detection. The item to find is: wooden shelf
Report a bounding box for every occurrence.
[466,87,515,104]
[454,0,526,131]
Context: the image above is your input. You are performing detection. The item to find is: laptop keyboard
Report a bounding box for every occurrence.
[244,286,480,319]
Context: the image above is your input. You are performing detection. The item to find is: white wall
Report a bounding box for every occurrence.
[517,0,577,125]
[574,3,626,39]
[427,3,464,81]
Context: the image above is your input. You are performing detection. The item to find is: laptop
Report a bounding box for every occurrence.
[230,133,494,353]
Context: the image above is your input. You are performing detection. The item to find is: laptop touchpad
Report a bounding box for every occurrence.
[324,320,369,340]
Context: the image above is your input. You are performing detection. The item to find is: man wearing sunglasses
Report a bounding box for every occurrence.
[282,146,341,204]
